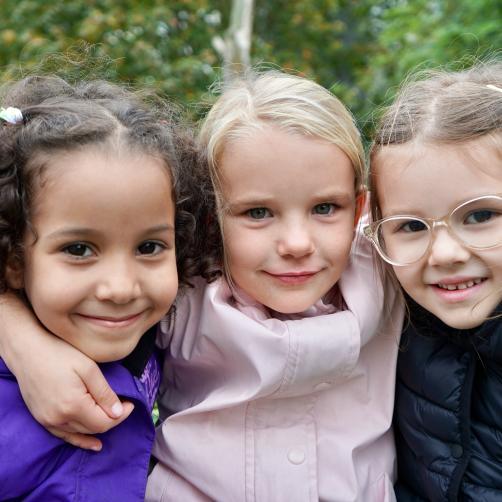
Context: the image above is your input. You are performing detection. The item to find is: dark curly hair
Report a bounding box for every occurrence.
[0,75,209,292]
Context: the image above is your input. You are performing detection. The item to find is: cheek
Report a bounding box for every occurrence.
[392,265,421,297]
[23,252,90,320]
[487,250,502,272]
[152,261,179,310]
[325,221,354,262]
[23,255,69,312]
[25,276,76,336]
[28,279,78,314]
[225,241,250,281]
[223,223,263,272]
[484,251,502,296]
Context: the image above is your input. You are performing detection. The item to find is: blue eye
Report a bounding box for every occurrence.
[247,208,271,219]
[313,203,335,215]
[464,209,498,225]
[137,241,166,255]
[397,220,427,233]
[62,243,93,257]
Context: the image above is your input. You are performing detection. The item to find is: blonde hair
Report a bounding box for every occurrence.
[199,70,365,206]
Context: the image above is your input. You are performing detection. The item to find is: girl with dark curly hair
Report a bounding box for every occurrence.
[0,75,204,500]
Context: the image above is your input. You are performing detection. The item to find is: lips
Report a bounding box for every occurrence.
[75,312,144,328]
[265,270,319,284]
[430,276,487,303]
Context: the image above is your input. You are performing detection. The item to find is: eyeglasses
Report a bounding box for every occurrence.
[364,195,502,266]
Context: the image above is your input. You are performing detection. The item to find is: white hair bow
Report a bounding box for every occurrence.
[0,107,23,124]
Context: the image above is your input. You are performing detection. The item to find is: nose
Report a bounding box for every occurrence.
[427,227,471,267]
[95,258,142,304]
[276,219,315,258]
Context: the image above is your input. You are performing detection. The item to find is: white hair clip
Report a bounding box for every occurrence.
[486,84,502,93]
[0,107,23,124]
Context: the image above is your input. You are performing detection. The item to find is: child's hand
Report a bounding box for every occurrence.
[0,293,134,450]
[19,335,135,451]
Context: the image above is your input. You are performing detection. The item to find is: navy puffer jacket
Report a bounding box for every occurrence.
[394,299,502,502]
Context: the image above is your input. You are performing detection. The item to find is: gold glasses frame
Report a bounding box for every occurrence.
[364,194,502,266]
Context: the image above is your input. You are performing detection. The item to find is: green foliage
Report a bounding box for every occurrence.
[1,0,500,138]
[0,0,227,112]
[361,0,502,112]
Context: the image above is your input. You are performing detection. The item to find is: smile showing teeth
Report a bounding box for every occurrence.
[437,278,484,291]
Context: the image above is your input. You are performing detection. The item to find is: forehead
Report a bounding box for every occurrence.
[34,144,170,187]
[219,125,355,191]
[374,138,502,216]
[31,146,174,219]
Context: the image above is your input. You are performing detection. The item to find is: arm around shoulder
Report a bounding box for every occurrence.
[0,292,133,450]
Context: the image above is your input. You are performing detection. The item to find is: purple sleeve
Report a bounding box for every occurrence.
[0,359,78,499]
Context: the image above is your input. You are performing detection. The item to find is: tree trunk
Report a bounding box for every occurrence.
[213,0,254,82]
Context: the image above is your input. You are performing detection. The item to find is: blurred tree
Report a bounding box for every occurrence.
[1,0,500,136]
[251,0,502,134]
[213,0,254,81]
[357,0,502,127]
[0,0,228,113]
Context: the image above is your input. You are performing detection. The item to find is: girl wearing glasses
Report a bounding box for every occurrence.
[365,61,502,501]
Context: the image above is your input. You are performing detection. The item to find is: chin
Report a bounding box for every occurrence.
[79,342,138,364]
[440,316,483,330]
[431,309,489,331]
[272,306,303,315]
[267,299,316,315]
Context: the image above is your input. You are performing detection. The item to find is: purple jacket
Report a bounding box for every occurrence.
[0,334,160,501]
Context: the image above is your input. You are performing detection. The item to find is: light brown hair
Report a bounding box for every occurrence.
[370,60,502,222]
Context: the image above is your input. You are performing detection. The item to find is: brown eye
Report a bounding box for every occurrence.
[464,209,498,225]
[62,243,92,257]
[397,220,427,233]
[137,241,165,255]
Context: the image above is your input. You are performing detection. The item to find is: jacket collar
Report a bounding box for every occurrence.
[407,295,502,361]
[227,280,339,322]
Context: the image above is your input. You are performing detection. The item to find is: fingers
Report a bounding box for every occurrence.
[47,427,103,451]
[80,364,126,419]
[47,401,134,450]
[62,398,135,434]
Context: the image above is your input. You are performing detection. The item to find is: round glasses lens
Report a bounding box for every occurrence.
[377,217,430,264]
[451,196,502,248]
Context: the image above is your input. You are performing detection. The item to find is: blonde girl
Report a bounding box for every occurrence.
[145,71,402,501]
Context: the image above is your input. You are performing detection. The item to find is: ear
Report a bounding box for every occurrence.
[354,190,367,228]
[5,258,24,290]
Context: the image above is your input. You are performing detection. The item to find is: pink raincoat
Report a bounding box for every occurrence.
[147,237,403,501]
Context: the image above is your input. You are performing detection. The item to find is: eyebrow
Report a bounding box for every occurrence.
[381,208,433,220]
[227,191,354,208]
[46,224,175,240]
[226,195,275,209]
[312,191,354,204]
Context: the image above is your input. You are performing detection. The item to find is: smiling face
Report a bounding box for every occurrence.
[19,146,178,362]
[374,137,502,329]
[218,125,359,314]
